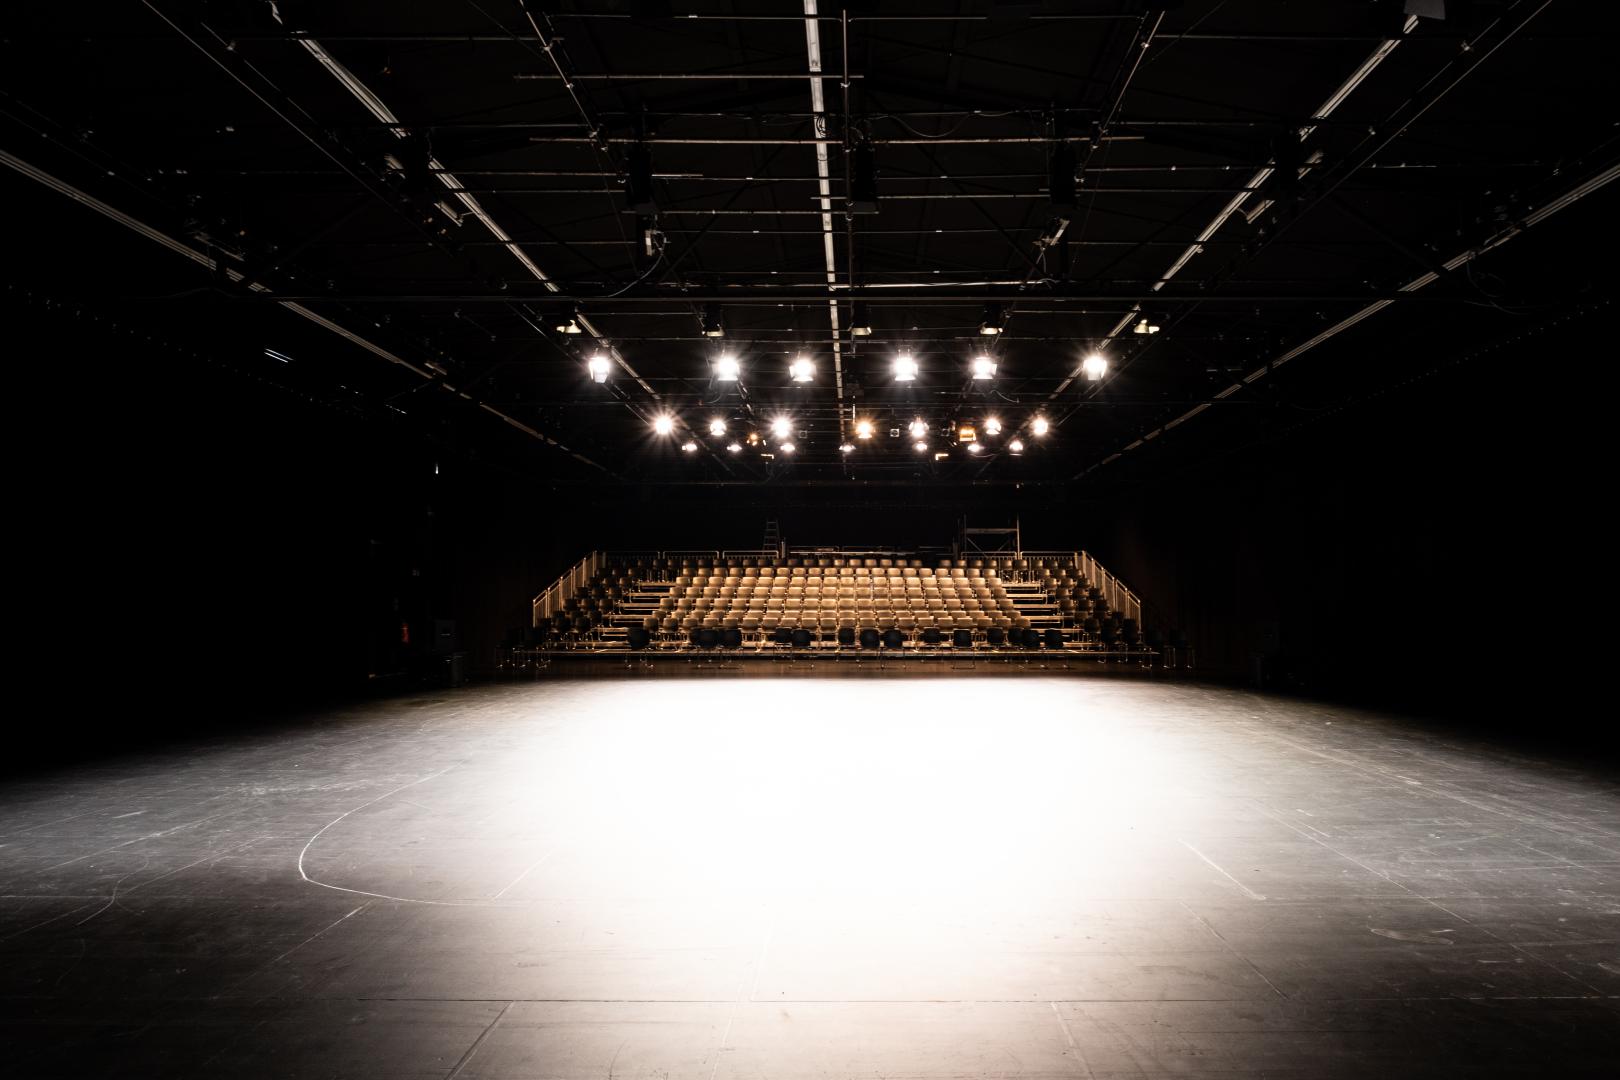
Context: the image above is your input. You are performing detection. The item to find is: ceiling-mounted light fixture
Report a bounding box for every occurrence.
[789,355,815,383]
[913,439,928,453]
[967,442,984,454]
[726,442,742,453]
[555,307,583,334]
[779,442,796,454]
[587,353,611,383]
[770,416,793,439]
[893,353,918,382]
[850,301,873,337]
[958,425,978,443]
[1133,317,1161,335]
[970,354,997,381]
[1031,416,1050,437]
[978,303,1004,336]
[855,419,875,440]
[708,418,727,437]
[714,353,740,381]
[701,303,725,338]
[908,418,929,439]
[840,443,855,454]
[1081,352,1109,381]
[680,441,697,453]
[653,415,675,436]
[1009,438,1025,454]
[983,416,1002,436]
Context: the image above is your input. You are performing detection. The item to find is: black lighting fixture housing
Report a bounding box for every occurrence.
[701,303,725,338]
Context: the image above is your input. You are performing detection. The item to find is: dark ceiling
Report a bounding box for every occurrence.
[3,1,1616,486]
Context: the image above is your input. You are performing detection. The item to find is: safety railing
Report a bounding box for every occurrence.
[532,550,606,625]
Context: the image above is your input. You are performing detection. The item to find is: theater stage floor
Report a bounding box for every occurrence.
[2,678,1616,1078]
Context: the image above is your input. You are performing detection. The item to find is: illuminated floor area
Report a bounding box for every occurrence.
[1,679,1617,1078]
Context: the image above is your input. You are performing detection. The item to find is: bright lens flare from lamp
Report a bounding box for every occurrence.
[855,419,875,440]
[779,442,796,454]
[789,356,815,383]
[908,418,928,439]
[984,416,1002,436]
[1082,352,1108,381]
[726,442,742,453]
[913,439,928,452]
[840,443,855,454]
[681,441,698,453]
[893,353,918,382]
[715,354,740,381]
[587,354,611,383]
[1032,416,1050,437]
[1009,438,1024,453]
[971,355,996,380]
[653,415,675,436]
[770,417,793,439]
[708,418,727,437]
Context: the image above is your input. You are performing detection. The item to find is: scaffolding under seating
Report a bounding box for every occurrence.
[525,549,1148,657]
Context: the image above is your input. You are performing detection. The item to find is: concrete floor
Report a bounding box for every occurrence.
[1,678,1616,1078]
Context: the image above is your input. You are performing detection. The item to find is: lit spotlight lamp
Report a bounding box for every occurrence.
[1031,416,1050,437]
[855,419,875,440]
[968,442,983,454]
[708,417,727,437]
[789,355,815,383]
[587,353,612,383]
[984,416,1002,436]
[893,353,918,382]
[1133,316,1161,335]
[978,302,1004,336]
[780,442,796,454]
[840,442,855,454]
[913,439,928,452]
[1009,438,1025,454]
[681,441,698,453]
[908,418,929,439]
[971,354,997,381]
[1081,352,1108,381]
[714,353,741,381]
[653,415,675,436]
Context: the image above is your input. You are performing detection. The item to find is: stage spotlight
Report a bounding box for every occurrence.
[789,355,815,383]
[653,415,675,436]
[984,416,1002,436]
[708,417,727,437]
[893,353,918,382]
[849,301,872,337]
[957,425,977,442]
[714,353,740,381]
[770,416,793,439]
[587,353,611,383]
[1133,317,1161,335]
[971,354,996,380]
[701,304,725,337]
[840,442,855,454]
[967,442,983,454]
[979,303,1004,336]
[555,307,583,334]
[780,441,796,454]
[1082,352,1108,381]
[726,442,742,453]
[1032,416,1050,436]
[680,441,697,453]
[908,418,928,439]
[855,418,875,440]
[1009,438,1024,453]
[913,439,928,452]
